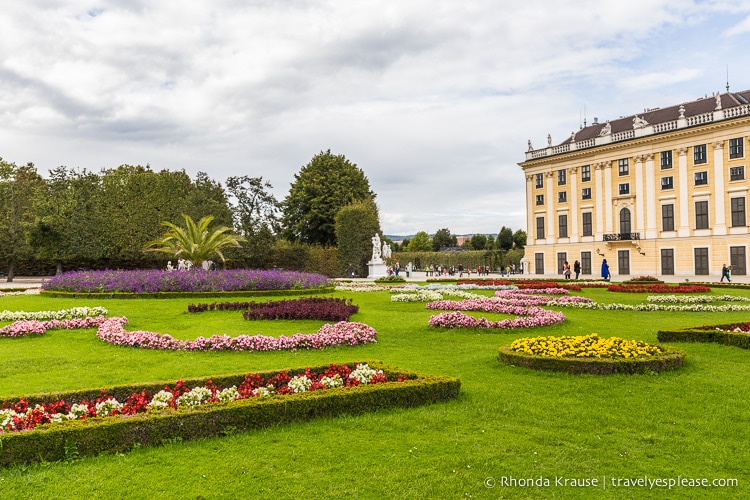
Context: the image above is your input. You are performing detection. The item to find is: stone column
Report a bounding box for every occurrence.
[634,155,645,235]
[595,162,605,239]
[525,174,534,241]
[604,161,613,233]
[569,167,579,241]
[546,172,555,240]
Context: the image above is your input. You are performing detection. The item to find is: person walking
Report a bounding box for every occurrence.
[563,261,571,279]
[601,259,610,280]
[573,260,581,280]
[721,264,729,282]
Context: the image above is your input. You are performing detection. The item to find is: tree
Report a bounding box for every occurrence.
[406,231,432,252]
[513,229,527,250]
[432,228,457,251]
[0,160,44,281]
[470,233,487,250]
[497,226,514,251]
[145,214,245,266]
[226,176,279,268]
[334,198,381,277]
[281,150,374,246]
[486,234,496,250]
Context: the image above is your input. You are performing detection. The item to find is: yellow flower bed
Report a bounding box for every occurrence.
[509,333,663,359]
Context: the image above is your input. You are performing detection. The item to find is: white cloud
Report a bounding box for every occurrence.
[1,1,750,235]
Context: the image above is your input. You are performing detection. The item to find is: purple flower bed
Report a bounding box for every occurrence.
[41,269,331,293]
[188,298,359,322]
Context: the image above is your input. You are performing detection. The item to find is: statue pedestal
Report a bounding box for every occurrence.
[367,260,387,279]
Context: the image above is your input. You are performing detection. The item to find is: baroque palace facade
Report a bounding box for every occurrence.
[519,89,750,279]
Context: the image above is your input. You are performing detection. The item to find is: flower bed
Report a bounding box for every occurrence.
[647,294,750,304]
[426,297,565,330]
[0,307,107,323]
[498,334,684,374]
[607,284,711,293]
[658,323,750,349]
[0,316,378,351]
[0,361,461,466]
[96,318,377,352]
[41,269,331,294]
[623,275,664,284]
[187,298,359,322]
[0,363,391,434]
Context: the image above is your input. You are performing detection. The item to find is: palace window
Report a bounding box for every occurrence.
[662,204,674,231]
[695,201,709,229]
[559,214,568,238]
[581,187,591,200]
[558,191,567,203]
[693,144,707,165]
[536,194,544,206]
[729,137,744,159]
[731,197,746,227]
[558,169,567,186]
[730,166,745,181]
[660,150,673,170]
[618,158,629,176]
[694,171,708,186]
[661,176,673,190]
[581,165,591,182]
[536,217,545,239]
[535,173,544,188]
[582,212,592,236]
[618,183,630,195]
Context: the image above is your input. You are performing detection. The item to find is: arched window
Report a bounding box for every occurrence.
[620,208,631,235]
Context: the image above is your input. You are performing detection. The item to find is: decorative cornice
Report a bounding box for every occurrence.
[712,141,724,150]
[677,147,688,156]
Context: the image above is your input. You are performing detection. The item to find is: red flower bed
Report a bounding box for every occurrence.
[607,284,711,293]
[188,298,359,322]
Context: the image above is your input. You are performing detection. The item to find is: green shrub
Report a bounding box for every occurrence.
[658,325,750,349]
[374,275,406,283]
[0,361,460,467]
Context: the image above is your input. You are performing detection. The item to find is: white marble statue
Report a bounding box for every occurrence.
[382,242,391,259]
[371,234,382,261]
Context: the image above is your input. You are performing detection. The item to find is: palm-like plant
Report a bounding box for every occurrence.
[145,214,246,266]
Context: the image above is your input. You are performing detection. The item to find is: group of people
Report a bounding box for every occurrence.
[562,260,584,280]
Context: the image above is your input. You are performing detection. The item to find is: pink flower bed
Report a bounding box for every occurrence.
[0,317,109,338]
[428,310,565,329]
[0,316,377,351]
[96,318,377,352]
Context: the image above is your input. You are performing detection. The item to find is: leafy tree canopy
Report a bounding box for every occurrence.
[406,231,432,252]
[497,226,514,251]
[334,198,381,277]
[432,228,457,251]
[513,229,527,250]
[281,150,374,246]
[470,233,487,250]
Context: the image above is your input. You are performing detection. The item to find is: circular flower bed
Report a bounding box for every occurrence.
[498,334,684,374]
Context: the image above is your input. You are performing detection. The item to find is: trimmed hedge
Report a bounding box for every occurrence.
[38,287,335,300]
[497,346,685,375]
[0,361,460,467]
[657,325,750,349]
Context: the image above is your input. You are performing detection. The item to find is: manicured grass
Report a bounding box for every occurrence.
[1,287,750,498]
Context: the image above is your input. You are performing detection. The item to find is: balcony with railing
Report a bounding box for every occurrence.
[603,232,641,242]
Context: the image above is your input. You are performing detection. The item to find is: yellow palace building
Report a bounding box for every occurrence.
[519,89,750,279]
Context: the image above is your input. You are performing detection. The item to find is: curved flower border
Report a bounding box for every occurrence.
[426,298,566,330]
[0,316,377,352]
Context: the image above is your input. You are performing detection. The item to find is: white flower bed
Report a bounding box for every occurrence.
[0,306,108,322]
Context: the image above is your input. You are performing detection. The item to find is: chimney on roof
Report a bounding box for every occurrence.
[593,117,599,125]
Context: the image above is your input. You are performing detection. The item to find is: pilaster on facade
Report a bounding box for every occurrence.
[634,155,645,236]
[712,141,727,235]
[569,167,579,241]
[594,162,604,239]
[546,172,554,240]
[677,148,690,237]
[525,175,534,240]
[644,154,657,238]
[603,162,613,233]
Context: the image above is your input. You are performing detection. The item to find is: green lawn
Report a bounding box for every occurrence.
[1,287,749,499]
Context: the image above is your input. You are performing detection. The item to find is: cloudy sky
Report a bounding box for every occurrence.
[2,1,750,237]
